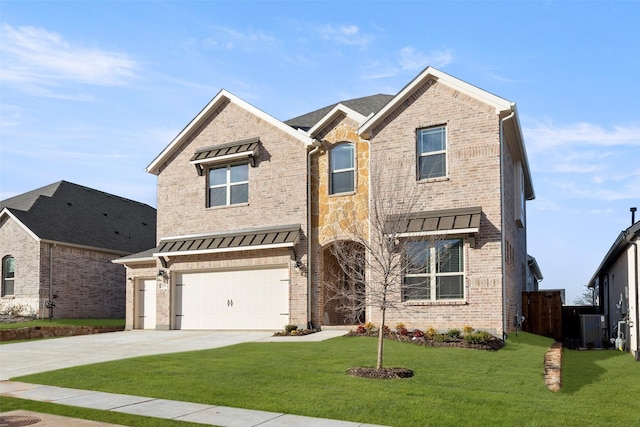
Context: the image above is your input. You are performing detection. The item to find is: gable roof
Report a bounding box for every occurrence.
[588,219,640,288]
[146,89,314,175]
[0,181,157,255]
[358,66,534,200]
[285,94,394,132]
[359,67,512,138]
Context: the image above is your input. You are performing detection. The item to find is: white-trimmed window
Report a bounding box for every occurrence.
[417,126,446,180]
[403,239,464,301]
[208,163,249,207]
[2,255,15,297]
[330,143,355,194]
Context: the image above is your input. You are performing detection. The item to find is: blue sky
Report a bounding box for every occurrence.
[1,1,638,304]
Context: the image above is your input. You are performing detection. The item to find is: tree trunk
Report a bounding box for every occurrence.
[377,307,386,369]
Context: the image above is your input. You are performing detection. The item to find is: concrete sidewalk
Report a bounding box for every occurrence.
[0,381,385,427]
[1,329,389,426]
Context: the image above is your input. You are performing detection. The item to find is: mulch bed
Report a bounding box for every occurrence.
[347,367,414,379]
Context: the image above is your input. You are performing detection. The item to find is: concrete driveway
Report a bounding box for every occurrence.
[0,330,275,380]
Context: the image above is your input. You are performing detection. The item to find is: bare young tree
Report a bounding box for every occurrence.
[325,159,447,370]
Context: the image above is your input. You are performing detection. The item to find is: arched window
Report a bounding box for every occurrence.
[330,143,355,194]
[2,255,15,296]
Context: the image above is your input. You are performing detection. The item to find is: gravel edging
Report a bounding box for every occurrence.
[544,342,562,392]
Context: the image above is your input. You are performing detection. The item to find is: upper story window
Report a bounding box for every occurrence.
[417,126,446,180]
[208,163,249,207]
[403,239,464,301]
[330,143,355,194]
[2,255,15,297]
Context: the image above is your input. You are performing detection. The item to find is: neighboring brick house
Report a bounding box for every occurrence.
[587,211,639,359]
[0,181,156,318]
[118,67,534,337]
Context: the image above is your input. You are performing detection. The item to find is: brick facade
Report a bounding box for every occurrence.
[0,215,126,319]
[0,216,41,316]
[145,98,310,329]
[122,67,532,335]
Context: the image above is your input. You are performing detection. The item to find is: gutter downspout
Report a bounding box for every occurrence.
[48,243,55,320]
[633,241,640,362]
[499,107,516,339]
[307,140,322,329]
[626,230,640,361]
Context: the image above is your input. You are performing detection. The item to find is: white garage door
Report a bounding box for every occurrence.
[136,279,157,330]
[173,266,289,330]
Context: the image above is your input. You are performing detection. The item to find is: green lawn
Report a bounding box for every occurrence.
[0,318,125,330]
[6,332,640,426]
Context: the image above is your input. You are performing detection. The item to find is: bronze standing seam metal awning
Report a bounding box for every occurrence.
[386,206,482,236]
[154,224,301,257]
[190,137,260,175]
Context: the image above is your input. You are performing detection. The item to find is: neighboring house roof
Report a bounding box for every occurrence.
[527,255,544,281]
[146,90,314,175]
[0,181,157,255]
[284,94,394,131]
[588,219,640,288]
[358,66,535,201]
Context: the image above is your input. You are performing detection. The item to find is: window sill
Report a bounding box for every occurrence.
[329,191,356,198]
[206,202,249,210]
[1,295,15,299]
[417,176,450,184]
[403,300,467,306]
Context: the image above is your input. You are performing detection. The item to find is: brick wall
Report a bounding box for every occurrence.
[0,216,41,316]
[48,244,126,318]
[0,215,125,319]
[149,100,309,329]
[368,79,507,335]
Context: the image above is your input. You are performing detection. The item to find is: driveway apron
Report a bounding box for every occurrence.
[0,330,274,380]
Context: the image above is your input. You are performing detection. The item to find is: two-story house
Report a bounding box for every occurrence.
[117,67,534,337]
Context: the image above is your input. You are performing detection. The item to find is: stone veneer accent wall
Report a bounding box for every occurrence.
[309,116,370,326]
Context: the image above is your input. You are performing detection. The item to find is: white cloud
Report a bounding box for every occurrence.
[203,26,275,51]
[0,24,138,92]
[524,121,640,153]
[399,46,452,71]
[318,24,374,46]
[524,120,640,203]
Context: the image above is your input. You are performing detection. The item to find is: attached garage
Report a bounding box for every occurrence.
[173,266,289,330]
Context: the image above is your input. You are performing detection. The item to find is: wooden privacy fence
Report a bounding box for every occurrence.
[522,291,563,341]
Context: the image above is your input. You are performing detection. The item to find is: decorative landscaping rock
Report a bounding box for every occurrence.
[544,342,563,392]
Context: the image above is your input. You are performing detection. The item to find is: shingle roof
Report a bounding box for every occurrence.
[1,181,157,254]
[284,94,394,131]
